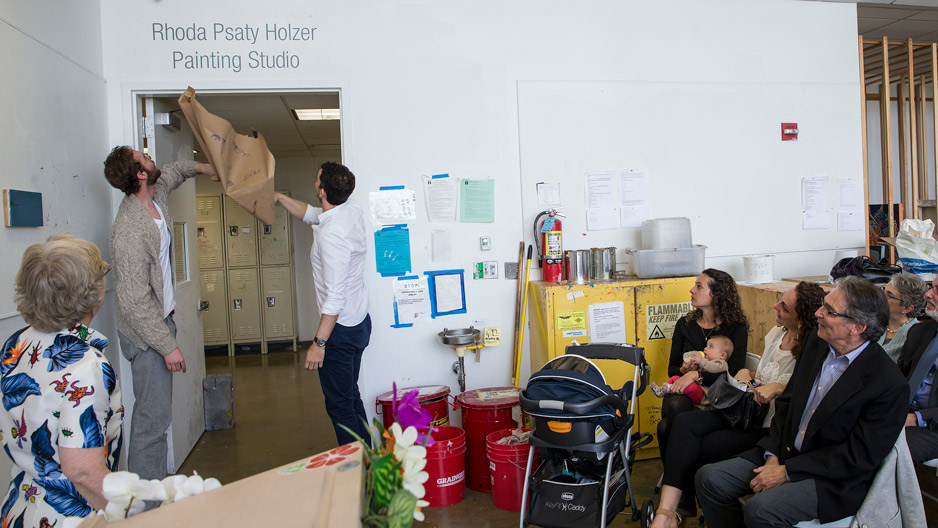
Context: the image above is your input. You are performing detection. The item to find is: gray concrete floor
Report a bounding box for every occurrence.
[178,348,938,527]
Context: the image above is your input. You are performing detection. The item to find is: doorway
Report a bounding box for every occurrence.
[124,84,346,473]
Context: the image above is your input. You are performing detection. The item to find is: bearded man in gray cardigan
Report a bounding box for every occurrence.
[104,146,214,481]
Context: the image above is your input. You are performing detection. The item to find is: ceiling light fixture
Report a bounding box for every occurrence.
[293,108,341,121]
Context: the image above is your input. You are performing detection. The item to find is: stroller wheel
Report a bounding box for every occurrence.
[640,500,655,528]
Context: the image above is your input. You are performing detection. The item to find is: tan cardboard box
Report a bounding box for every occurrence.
[80,443,364,527]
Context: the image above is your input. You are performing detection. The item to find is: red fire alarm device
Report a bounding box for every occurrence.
[782,123,799,141]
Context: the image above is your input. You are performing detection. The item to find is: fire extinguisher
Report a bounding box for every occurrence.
[534,209,564,282]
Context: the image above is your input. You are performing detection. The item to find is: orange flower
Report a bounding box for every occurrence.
[2,340,29,366]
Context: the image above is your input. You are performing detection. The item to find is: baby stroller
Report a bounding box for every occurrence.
[519,343,655,528]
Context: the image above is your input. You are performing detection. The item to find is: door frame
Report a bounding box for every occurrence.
[116,80,351,470]
[120,79,352,165]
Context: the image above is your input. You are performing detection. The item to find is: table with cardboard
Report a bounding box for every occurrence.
[78,444,364,528]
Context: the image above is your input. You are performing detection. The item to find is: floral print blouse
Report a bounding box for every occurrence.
[0,325,123,528]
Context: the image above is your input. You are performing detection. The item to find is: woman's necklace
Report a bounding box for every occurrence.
[887,318,912,333]
[700,323,717,340]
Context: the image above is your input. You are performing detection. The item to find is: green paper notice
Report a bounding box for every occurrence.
[459,179,495,223]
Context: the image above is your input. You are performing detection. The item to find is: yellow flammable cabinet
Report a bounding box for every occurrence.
[528,277,695,460]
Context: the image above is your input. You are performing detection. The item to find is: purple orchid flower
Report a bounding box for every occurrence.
[392,383,435,446]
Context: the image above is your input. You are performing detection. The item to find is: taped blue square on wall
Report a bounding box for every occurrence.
[424,269,467,317]
[3,190,43,227]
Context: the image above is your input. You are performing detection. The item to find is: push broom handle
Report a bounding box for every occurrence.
[510,242,525,387]
[514,245,534,387]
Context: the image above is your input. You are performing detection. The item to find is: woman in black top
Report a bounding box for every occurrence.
[656,269,749,513]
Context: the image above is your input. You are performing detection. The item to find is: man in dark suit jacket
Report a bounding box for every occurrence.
[695,276,908,527]
[898,276,938,464]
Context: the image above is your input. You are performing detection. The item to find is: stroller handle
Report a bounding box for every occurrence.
[519,392,629,419]
[565,342,643,364]
[564,343,649,397]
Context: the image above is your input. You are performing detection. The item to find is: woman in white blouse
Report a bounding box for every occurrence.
[878,272,927,363]
[651,281,827,528]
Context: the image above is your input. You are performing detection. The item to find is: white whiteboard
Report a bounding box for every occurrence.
[517,81,866,261]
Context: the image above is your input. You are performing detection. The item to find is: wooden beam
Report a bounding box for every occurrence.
[908,40,920,220]
[897,75,908,218]
[860,36,871,259]
[882,37,896,262]
[917,76,928,208]
[933,44,938,223]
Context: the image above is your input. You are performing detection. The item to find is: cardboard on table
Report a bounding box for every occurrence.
[79,444,364,527]
[178,87,276,224]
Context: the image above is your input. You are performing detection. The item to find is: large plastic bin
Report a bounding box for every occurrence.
[641,217,692,249]
[629,245,706,278]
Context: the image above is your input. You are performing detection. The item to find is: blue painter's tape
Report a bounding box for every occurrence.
[398,275,419,281]
[379,185,405,190]
[425,269,463,276]
[431,174,449,179]
[381,271,408,277]
[390,300,415,328]
[381,224,408,230]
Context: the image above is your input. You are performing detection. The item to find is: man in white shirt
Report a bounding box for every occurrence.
[275,162,371,445]
[104,146,215,480]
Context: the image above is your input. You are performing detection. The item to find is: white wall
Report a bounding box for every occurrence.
[0,0,112,473]
[99,0,865,424]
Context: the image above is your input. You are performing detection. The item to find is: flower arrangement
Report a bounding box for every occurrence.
[345,384,434,528]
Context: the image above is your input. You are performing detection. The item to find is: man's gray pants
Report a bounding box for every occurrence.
[695,456,818,528]
[119,315,174,481]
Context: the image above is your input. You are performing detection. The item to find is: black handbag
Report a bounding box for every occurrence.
[708,373,764,432]
[829,256,901,285]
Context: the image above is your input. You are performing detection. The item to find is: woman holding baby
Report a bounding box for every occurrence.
[650,281,826,528]
[657,269,750,466]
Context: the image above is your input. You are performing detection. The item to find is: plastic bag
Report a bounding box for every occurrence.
[896,219,938,274]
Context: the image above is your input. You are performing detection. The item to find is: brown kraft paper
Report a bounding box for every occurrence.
[178,86,275,224]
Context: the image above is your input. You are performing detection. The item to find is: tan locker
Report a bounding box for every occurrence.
[199,269,230,346]
[223,196,258,268]
[261,266,296,340]
[196,195,226,270]
[260,205,292,266]
[228,268,262,342]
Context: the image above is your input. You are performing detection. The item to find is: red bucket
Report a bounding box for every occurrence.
[375,385,453,430]
[486,428,539,511]
[456,387,520,492]
[422,426,467,507]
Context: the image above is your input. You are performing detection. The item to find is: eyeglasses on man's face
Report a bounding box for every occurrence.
[819,304,852,320]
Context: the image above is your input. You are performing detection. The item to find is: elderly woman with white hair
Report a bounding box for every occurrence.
[0,234,123,527]
[880,271,928,362]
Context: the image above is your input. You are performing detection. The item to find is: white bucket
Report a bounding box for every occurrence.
[743,255,775,284]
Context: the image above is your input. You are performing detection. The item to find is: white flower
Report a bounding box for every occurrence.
[161,471,223,504]
[389,423,418,462]
[413,499,430,522]
[101,472,166,520]
[401,455,429,499]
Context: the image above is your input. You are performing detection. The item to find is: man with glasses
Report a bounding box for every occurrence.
[104,146,215,482]
[695,276,908,527]
[898,276,938,464]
